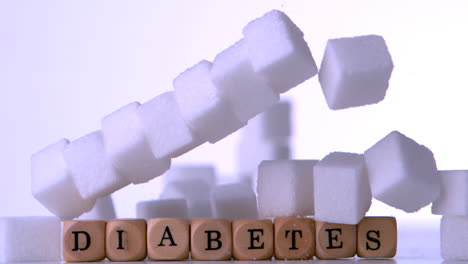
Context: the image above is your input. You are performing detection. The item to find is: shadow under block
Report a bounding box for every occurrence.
[105,219,147,261]
[147,218,190,260]
[357,217,397,258]
[62,220,106,262]
[232,219,273,260]
[274,217,315,260]
[315,221,356,259]
[190,218,232,260]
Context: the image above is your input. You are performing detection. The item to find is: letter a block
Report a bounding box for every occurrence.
[315,221,356,259]
[106,219,147,261]
[274,217,315,260]
[357,217,397,258]
[191,219,232,260]
[62,220,106,262]
[232,219,273,260]
[147,218,190,260]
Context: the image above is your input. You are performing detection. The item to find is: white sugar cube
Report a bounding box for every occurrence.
[314,152,372,225]
[257,160,315,217]
[0,217,61,262]
[31,139,96,220]
[79,195,116,220]
[245,101,292,141]
[211,183,258,220]
[137,91,205,159]
[162,165,216,186]
[136,199,188,220]
[441,216,468,260]
[432,170,468,215]
[319,34,394,110]
[174,60,246,143]
[102,102,171,184]
[63,131,130,200]
[243,10,318,93]
[364,131,440,213]
[211,39,279,122]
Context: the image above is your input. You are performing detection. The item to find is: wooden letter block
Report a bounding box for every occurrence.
[274,217,315,260]
[191,219,232,260]
[106,219,147,261]
[147,218,190,260]
[357,217,397,258]
[62,220,106,262]
[232,219,273,260]
[315,221,356,259]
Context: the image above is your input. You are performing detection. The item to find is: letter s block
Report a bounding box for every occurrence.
[147,218,190,260]
[191,219,232,260]
[357,217,397,258]
[232,219,273,260]
[62,220,106,262]
[315,221,356,259]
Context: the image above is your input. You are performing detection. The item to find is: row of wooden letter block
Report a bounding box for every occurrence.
[62,216,397,262]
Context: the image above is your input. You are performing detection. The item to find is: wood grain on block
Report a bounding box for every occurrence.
[147,218,189,260]
[357,217,397,258]
[232,219,273,260]
[315,221,356,259]
[62,220,106,262]
[274,217,315,260]
[105,219,147,261]
[190,219,232,260]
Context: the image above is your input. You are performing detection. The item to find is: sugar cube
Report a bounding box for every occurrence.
[243,10,318,93]
[31,139,96,220]
[63,131,130,200]
[211,38,279,122]
[136,199,188,220]
[79,195,116,221]
[162,165,216,187]
[314,152,372,225]
[319,34,393,110]
[211,182,258,220]
[441,216,468,260]
[137,91,205,159]
[173,60,246,143]
[432,170,468,215]
[101,102,171,184]
[257,160,316,217]
[244,101,292,141]
[364,130,440,213]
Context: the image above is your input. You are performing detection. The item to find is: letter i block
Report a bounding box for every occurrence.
[106,219,147,261]
[357,217,397,258]
[274,217,315,260]
[62,220,106,262]
[191,219,232,260]
[315,221,356,259]
[147,218,190,260]
[232,219,273,260]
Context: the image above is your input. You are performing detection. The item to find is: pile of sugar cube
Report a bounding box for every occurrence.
[2,8,463,263]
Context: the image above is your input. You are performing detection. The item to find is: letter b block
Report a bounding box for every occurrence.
[106,219,147,261]
[232,219,273,260]
[62,220,106,262]
[357,217,397,258]
[274,217,315,260]
[147,218,190,260]
[315,221,356,259]
[191,219,232,260]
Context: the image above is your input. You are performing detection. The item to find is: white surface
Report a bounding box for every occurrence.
[314,152,372,225]
[432,170,468,215]
[318,35,393,110]
[243,10,318,94]
[211,182,258,220]
[364,131,440,213]
[135,199,188,220]
[173,60,246,143]
[102,102,171,184]
[257,160,316,217]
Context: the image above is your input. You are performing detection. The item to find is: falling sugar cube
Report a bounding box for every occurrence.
[211,182,258,220]
[79,195,116,221]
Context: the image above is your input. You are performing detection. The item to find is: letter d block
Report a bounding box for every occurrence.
[232,219,273,260]
[357,217,397,258]
[191,219,232,260]
[62,220,106,262]
[274,217,315,260]
[106,219,147,261]
[315,221,356,259]
[147,218,190,260]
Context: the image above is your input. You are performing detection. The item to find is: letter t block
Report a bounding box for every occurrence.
[62,220,106,262]
[315,221,356,259]
[191,219,232,260]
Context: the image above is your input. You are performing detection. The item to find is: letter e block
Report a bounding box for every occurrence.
[315,221,356,259]
[357,217,397,258]
[106,219,147,261]
[232,219,273,260]
[191,219,232,260]
[147,218,190,260]
[274,217,315,260]
[62,220,106,262]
